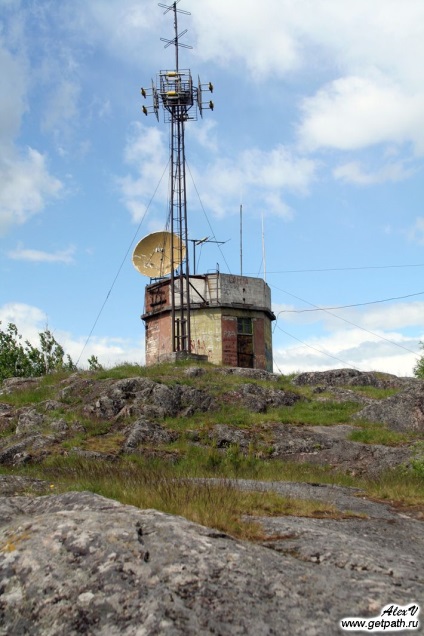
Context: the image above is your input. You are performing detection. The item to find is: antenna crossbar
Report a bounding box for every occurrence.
[159,1,190,16]
[160,29,193,50]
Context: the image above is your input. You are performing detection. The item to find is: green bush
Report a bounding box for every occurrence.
[414,341,424,378]
[0,321,75,381]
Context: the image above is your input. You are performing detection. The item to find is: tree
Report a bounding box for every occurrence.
[0,321,76,381]
[87,355,103,371]
[414,341,424,379]
[0,322,31,380]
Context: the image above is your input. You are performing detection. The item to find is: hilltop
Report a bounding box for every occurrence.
[0,363,423,634]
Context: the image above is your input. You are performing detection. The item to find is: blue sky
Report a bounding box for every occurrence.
[1,0,424,375]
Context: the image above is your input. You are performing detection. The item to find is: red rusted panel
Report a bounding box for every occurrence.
[253,318,266,370]
[145,313,172,366]
[144,280,170,314]
[237,334,254,368]
[221,316,238,367]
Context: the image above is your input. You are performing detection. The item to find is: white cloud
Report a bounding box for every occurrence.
[191,0,301,78]
[333,160,415,185]
[118,122,169,223]
[70,336,146,369]
[0,36,63,234]
[0,45,27,142]
[192,0,424,84]
[273,298,424,376]
[120,120,316,223]
[7,244,76,264]
[187,119,218,153]
[274,326,421,377]
[407,217,424,246]
[298,75,424,153]
[0,147,62,235]
[42,80,80,132]
[356,301,424,331]
[71,0,161,65]
[240,146,316,192]
[0,303,47,333]
[187,145,316,220]
[292,301,424,336]
[262,193,293,220]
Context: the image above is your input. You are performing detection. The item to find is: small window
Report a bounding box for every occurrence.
[237,317,253,335]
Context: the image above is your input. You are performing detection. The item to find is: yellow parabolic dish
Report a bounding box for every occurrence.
[132,231,186,277]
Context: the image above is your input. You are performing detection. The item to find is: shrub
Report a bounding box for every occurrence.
[414,341,424,379]
[0,321,75,381]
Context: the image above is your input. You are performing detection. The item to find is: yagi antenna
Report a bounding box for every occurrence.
[160,29,193,50]
[159,1,193,70]
[158,1,190,16]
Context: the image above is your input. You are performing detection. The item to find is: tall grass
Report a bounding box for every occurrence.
[364,469,424,507]
[2,447,423,540]
[18,456,363,540]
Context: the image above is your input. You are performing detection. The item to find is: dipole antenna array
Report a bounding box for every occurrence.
[140,0,214,355]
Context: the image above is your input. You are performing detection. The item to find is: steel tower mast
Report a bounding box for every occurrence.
[140,0,214,355]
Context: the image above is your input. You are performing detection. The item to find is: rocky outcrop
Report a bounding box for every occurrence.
[354,383,424,432]
[218,367,279,381]
[207,423,414,476]
[312,386,374,406]
[0,489,422,635]
[15,408,44,436]
[0,404,14,435]
[1,365,423,634]
[293,368,417,389]
[0,366,423,477]
[123,419,178,453]
[283,437,413,477]
[209,424,251,450]
[0,434,62,467]
[223,382,301,413]
[81,377,215,420]
[0,377,40,395]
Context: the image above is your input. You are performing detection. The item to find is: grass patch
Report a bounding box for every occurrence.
[164,404,263,433]
[91,360,214,383]
[348,424,411,446]
[235,489,363,520]
[0,419,16,438]
[0,377,61,407]
[81,433,126,454]
[275,400,360,426]
[165,397,361,433]
[347,386,400,400]
[119,444,358,487]
[92,363,146,381]
[60,417,120,452]
[362,468,424,507]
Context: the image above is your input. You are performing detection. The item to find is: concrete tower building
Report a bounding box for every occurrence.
[142,273,275,371]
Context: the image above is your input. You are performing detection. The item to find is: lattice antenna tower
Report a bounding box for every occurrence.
[140,0,214,355]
